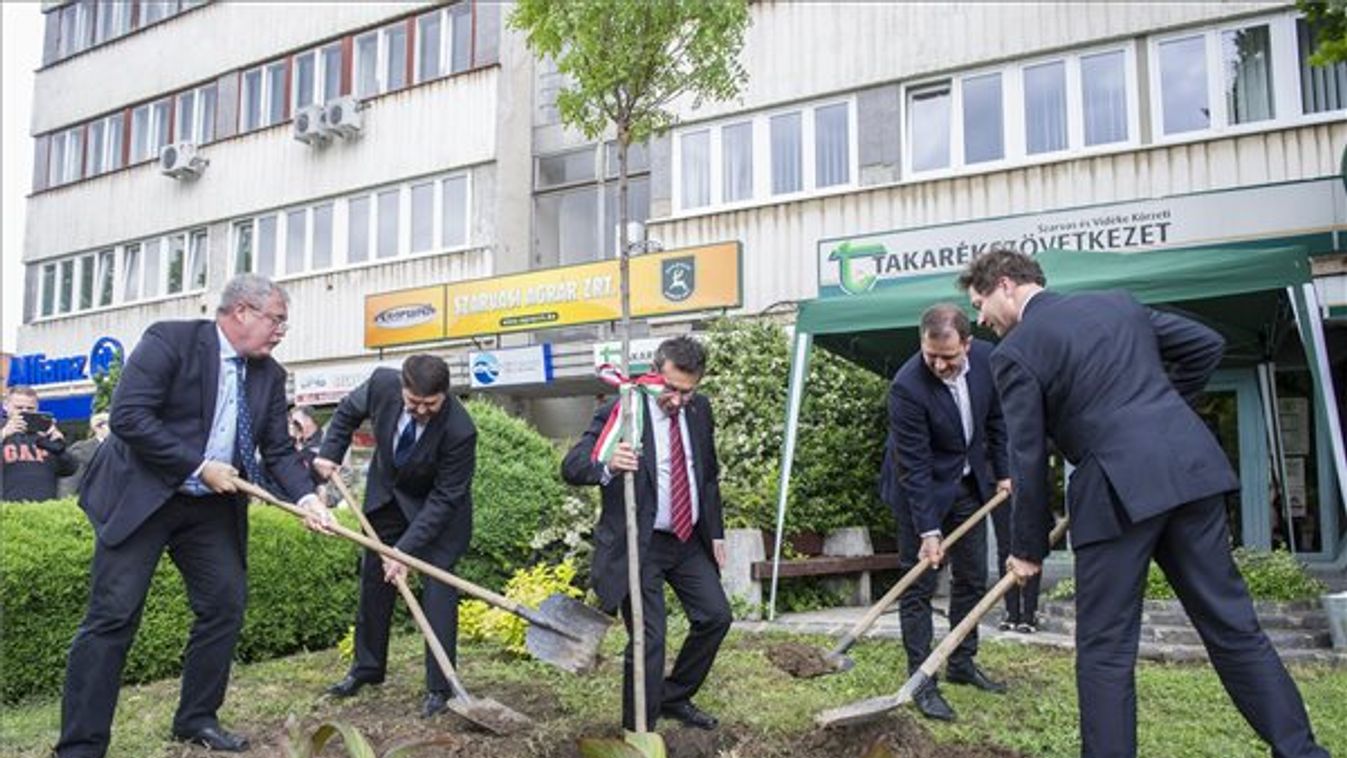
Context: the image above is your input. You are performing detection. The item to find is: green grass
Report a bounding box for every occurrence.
[1,623,1343,757]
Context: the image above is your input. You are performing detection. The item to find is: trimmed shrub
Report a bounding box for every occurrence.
[460,400,574,588]
[0,499,360,704]
[698,318,891,535]
[1046,549,1326,602]
[459,560,583,655]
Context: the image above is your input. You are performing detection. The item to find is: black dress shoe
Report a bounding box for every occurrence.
[659,701,718,730]
[421,690,451,718]
[946,662,1008,694]
[172,725,250,752]
[326,673,383,698]
[912,681,956,722]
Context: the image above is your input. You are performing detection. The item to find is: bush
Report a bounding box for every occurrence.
[699,318,890,536]
[1044,549,1325,603]
[459,560,583,655]
[459,400,577,588]
[0,499,360,704]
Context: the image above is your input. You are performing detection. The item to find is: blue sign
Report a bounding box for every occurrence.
[7,337,124,387]
[471,353,502,386]
[467,345,554,389]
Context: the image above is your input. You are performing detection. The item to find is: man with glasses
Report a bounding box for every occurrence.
[57,274,325,757]
[563,336,731,733]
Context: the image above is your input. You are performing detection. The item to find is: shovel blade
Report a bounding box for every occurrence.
[523,594,613,674]
[814,692,908,729]
[447,696,535,736]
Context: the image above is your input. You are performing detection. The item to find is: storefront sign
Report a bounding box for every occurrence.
[6,336,125,387]
[592,338,665,375]
[364,242,741,347]
[293,360,395,405]
[818,178,1347,296]
[364,286,448,349]
[468,345,554,389]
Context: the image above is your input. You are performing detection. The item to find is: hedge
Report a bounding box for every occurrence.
[0,499,360,704]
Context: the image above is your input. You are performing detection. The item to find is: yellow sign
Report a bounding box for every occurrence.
[364,242,742,347]
[364,285,447,348]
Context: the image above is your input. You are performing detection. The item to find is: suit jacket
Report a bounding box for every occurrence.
[879,339,1009,534]
[990,290,1239,559]
[80,320,312,547]
[319,367,475,564]
[562,394,724,614]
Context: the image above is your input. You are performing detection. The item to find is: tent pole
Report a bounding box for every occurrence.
[1258,360,1296,554]
[1291,283,1347,527]
[768,329,813,621]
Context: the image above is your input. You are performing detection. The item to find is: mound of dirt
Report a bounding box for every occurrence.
[764,641,840,678]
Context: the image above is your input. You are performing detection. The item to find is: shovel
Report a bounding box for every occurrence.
[328,474,533,735]
[815,516,1070,729]
[233,477,613,674]
[779,490,1010,678]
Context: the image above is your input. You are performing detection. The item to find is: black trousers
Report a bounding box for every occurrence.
[991,500,1040,623]
[619,531,732,731]
[895,477,987,676]
[1074,494,1327,758]
[348,505,459,694]
[57,494,247,758]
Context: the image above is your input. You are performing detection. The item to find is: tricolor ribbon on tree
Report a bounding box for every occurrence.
[591,364,666,464]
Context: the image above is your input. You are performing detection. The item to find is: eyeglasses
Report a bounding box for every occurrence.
[247,304,290,333]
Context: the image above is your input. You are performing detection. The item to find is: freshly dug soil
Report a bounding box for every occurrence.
[764,640,841,678]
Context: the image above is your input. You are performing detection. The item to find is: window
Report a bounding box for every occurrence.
[538,148,596,188]
[770,112,802,194]
[442,176,468,248]
[266,61,287,125]
[177,84,217,145]
[356,32,379,99]
[188,230,207,290]
[384,24,408,92]
[129,102,163,163]
[908,83,951,172]
[285,209,307,274]
[122,244,140,301]
[47,126,86,186]
[1160,36,1211,135]
[87,114,126,175]
[417,11,443,82]
[257,215,277,276]
[58,259,74,314]
[240,62,286,131]
[680,130,710,209]
[294,51,317,110]
[411,182,434,253]
[59,1,93,58]
[814,103,850,187]
[721,122,753,203]
[1024,60,1067,154]
[537,142,644,263]
[78,254,95,310]
[165,234,185,295]
[41,264,56,317]
[234,221,253,273]
[96,249,115,306]
[321,43,343,102]
[377,189,400,259]
[348,195,370,264]
[537,187,600,265]
[1298,18,1347,114]
[963,72,1004,163]
[1223,25,1275,124]
[241,69,263,131]
[312,203,333,269]
[95,1,132,44]
[1081,51,1128,146]
[450,3,472,73]
[142,239,161,298]
[85,119,105,177]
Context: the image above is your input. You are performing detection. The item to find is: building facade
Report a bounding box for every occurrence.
[14,1,1347,565]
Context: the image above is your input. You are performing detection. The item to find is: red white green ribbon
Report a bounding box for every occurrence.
[591,364,666,464]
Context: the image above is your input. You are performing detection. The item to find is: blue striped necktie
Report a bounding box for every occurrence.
[394,418,417,468]
[231,357,264,484]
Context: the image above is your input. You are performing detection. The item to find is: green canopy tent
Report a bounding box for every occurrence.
[767,245,1347,618]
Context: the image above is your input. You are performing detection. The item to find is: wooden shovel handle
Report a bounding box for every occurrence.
[328,475,470,701]
[833,489,1011,654]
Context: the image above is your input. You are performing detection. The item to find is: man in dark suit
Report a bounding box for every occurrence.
[879,303,1011,722]
[57,274,322,757]
[313,354,476,719]
[959,249,1328,758]
[562,336,731,732]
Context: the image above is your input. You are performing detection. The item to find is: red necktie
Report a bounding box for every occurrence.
[668,406,694,542]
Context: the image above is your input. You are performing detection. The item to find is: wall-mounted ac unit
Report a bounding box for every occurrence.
[293,104,331,145]
[159,142,207,179]
[324,96,364,138]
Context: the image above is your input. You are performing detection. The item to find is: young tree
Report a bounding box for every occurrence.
[1298,0,1347,65]
[510,0,750,738]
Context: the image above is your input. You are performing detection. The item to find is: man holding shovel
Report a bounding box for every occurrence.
[960,249,1328,758]
[311,354,477,719]
[563,336,732,732]
[879,303,1011,722]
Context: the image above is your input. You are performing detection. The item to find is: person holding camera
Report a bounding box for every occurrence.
[1,385,77,502]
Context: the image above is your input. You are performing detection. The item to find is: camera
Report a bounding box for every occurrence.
[20,411,55,434]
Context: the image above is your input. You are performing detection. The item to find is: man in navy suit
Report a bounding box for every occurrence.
[879,303,1012,721]
[313,354,476,719]
[562,336,731,732]
[959,249,1328,758]
[57,275,324,757]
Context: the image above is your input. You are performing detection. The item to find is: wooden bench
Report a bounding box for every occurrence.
[750,553,901,581]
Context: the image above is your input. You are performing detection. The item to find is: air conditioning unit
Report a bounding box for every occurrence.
[159,142,207,179]
[324,96,364,138]
[293,104,331,145]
